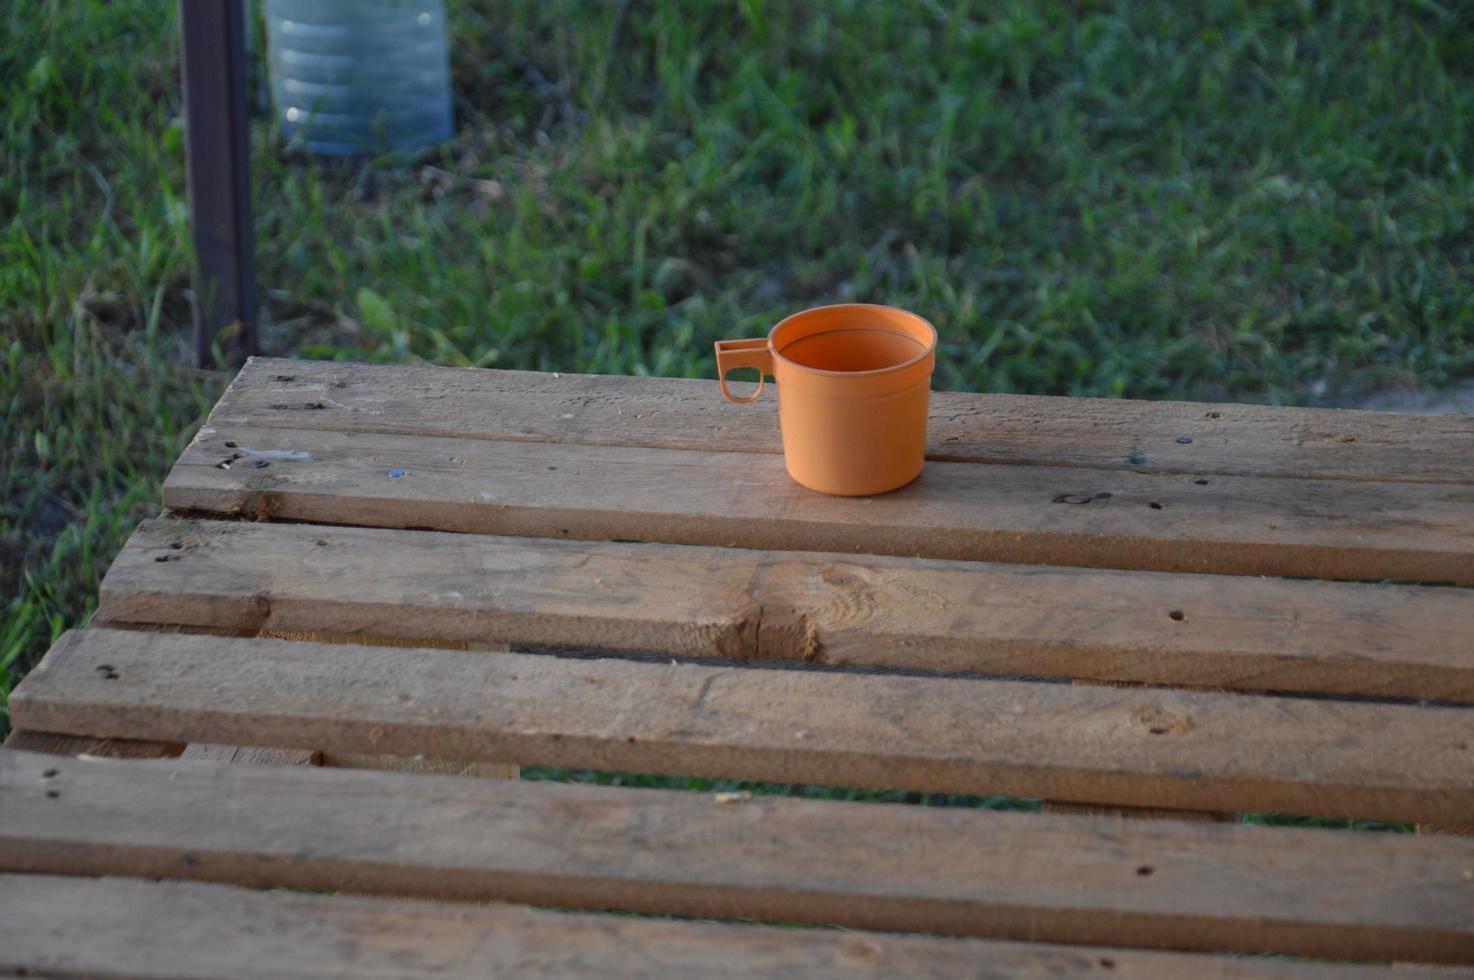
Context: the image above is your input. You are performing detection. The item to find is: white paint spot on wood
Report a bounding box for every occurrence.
[237,448,313,461]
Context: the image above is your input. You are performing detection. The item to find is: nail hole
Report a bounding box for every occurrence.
[1136,865,1154,876]
[315,538,328,546]
[1193,478,1209,485]
[42,768,58,778]
[1168,610,1185,622]
[547,465,558,470]
[95,664,119,680]
[1176,436,1193,444]
[1053,491,1113,505]
[169,541,184,549]
[224,440,238,448]
[1099,960,1116,971]
[153,554,180,562]
[251,459,270,469]
[46,789,60,799]
[1149,727,1168,735]
[1205,411,1221,419]
[1148,501,1163,510]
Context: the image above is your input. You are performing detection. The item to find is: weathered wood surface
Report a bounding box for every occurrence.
[0,874,1437,980]
[180,743,321,766]
[210,356,1474,484]
[100,518,1474,701]
[163,423,1474,583]
[248,627,521,777]
[3,730,182,759]
[13,629,1474,823]
[4,751,1474,964]
[323,752,518,780]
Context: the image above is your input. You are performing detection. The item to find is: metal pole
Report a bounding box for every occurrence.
[179,0,257,368]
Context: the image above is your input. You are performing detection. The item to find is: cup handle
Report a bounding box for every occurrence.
[714,338,773,404]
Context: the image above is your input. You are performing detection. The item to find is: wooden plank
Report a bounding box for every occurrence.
[0,875,1429,980]
[3,730,182,759]
[324,752,518,780]
[181,743,321,766]
[13,629,1474,824]
[5,730,322,776]
[1045,679,1240,822]
[6,682,496,778]
[3,732,516,830]
[212,357,1474,484]
[249,631,520,778]
[1421,825,1474,837]
[4,752,1474,964]
[100,518,1474,702]
[162,424,1474,583]
[6,729,321,781]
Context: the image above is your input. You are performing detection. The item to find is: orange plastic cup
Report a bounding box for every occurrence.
[715,304,937,495]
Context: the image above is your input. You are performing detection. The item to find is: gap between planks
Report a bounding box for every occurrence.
[11,628,1474,825]
[4,750,1473,965]
[100,517,1474,703]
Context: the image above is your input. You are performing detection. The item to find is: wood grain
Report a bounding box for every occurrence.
[99,518,1474,702]
[180,743,321,766]
[3,730,182,759]
[0,874,1435,979]
[248,629,520,777]
[12,629,1474,824]
[211,357,1474,484]
[4,751,1473,964]
[323,751,518,780]
[163,423,1474,583]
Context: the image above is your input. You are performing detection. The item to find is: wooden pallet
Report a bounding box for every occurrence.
[4,357,1474,977]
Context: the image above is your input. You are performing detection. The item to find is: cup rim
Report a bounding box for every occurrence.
[766,303,937,378]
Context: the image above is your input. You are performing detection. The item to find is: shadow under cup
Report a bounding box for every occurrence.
[716,304,937,496]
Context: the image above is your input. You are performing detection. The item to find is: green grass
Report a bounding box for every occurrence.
[3,0,1471,830]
